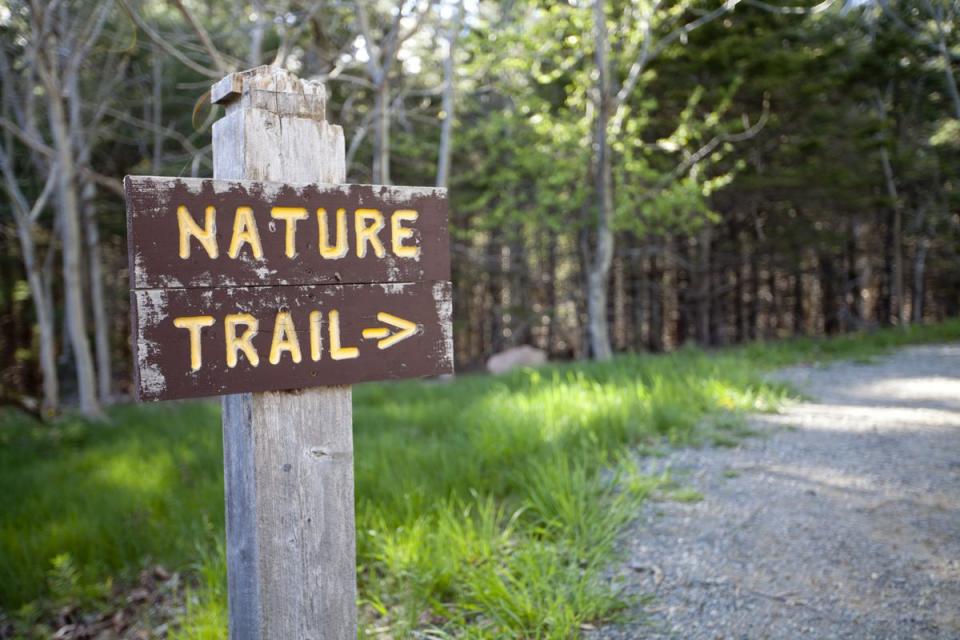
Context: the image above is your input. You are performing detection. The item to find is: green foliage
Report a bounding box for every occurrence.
[2,322,959,637]
[46,553,111,610]
[663,487,704,503]
[176,535,228,640]
[931,119,960,148]
[0,402,225,608]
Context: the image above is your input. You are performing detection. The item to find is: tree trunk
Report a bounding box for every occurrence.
[0,247,15,373]
[819,253,838,335]
[613,244,626,350]
[880,144,905,327]
[734,233,745,342]
[373,79,391,185]
[846,218,859,329]
[696,226,712,345]
[45,71,100,416]
[152,43,164,172]
[878,209,893,326]
[913,234,929,324]
[248,0,267,67]
[509,237,529,345]
[631,243,646,351]
[14,221,59,414]
[675,239,690,346]
[81,174,111,403]
[852,217,870,323]
[792,255,804,336]
[749,233,759,340]
[546,230,558,354]
[765,257,778,337]
[647,251,663,352]
[586,0,614,360]
[436,4,460,189]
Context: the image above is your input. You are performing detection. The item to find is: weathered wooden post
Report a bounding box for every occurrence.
[211,67,355,640]
[124,66,453,638]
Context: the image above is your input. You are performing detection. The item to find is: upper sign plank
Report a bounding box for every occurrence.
[125,176,450,289]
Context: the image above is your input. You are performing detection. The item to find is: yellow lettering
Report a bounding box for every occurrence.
[228,207,264,259]
[173,315,214,371]
[271,207,308,258]
[391,210,420,258]
[309,310,323,361]
[269,310,302,364]
[317,208,349,259]
[355,209,386,259]
[225,313,259,367]
[328,310,359,360]
[177,206,218,259]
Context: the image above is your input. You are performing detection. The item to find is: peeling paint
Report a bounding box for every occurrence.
[125,176,449,290]
[125,175,452,401]
[132,281,453,401]
[433,281,455,371]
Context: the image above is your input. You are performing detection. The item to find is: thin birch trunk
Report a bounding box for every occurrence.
[373,79,391,185]
[911,204,931,324]
[913,236,929,323]
[0,132,59,413]
[152,43,164,171]
[436,1,461,189]
[249,0,267,67]
[44,66,100,416]
[14,220,59,414]
[879,146,906,326]
[80,171,111,403]
[586,0,614,360]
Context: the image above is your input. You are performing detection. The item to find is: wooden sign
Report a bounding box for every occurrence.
[125,176,453,401]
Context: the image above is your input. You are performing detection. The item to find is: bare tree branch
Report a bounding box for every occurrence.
[118,0,223,78]
[670,96,770,180]
[395,1,432,49]
[355,1,384,80]
[272,1,327,67]
[0,117,124,196]
[741,0,838,15]
[168,0,234,74]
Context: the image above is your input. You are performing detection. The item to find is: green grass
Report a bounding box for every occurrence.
[663,487,704,503]
[1,320,958,638]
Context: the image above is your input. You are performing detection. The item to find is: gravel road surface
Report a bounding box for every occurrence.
[590,343,960,639]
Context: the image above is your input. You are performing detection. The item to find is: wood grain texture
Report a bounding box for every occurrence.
[124,176,450,289]
[223,388,355,640]
[216,67,357,640]
[131,280,454,401]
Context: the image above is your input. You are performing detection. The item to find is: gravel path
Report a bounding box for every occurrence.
[590,343,960,639]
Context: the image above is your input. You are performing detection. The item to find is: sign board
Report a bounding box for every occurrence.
[125,176,453,401]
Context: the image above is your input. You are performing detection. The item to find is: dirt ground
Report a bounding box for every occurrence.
[590,344,960,640]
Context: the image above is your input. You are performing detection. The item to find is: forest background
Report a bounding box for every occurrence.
[1,0,959,417]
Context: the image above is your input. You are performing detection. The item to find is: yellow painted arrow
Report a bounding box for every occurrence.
[362,312,418,349]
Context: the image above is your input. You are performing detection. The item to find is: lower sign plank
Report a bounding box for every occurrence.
[132,281,453,401]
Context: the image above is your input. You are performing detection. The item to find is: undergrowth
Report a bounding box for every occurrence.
[1,320,957,638]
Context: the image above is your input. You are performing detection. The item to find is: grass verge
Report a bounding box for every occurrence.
[2,320,958,638]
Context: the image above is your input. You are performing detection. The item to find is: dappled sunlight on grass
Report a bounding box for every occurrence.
[0,403,224,612]
[1,320,958,638]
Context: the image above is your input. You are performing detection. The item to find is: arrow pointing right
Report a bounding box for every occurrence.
[362,312,418,349]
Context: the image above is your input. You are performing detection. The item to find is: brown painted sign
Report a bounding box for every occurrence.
[125,176,453,401]
[125,176,450,288]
